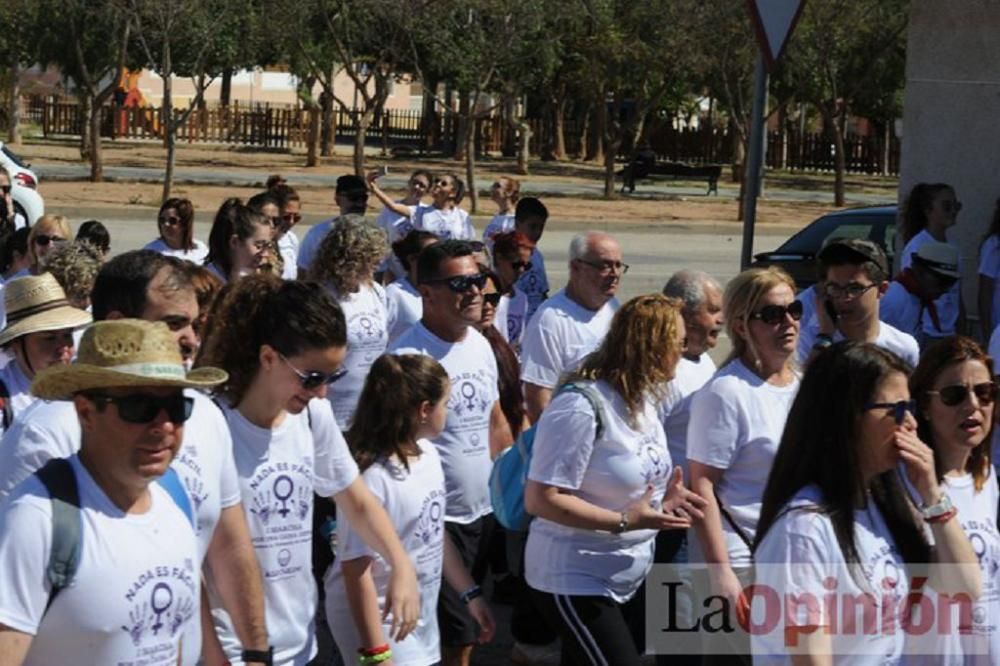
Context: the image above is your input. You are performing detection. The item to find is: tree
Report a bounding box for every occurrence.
[0,0,43,144]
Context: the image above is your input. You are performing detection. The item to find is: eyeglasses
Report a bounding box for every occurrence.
[511,260,532,273]
[280,354,348,390]
[422,272,488,293]
[436,179,451,187]
[575,258,629,275]
[927,382,998,407]
[748,300,804,325]
[87,392,194,424]
[824,282,877,299]
[483,292,502,307]
[159,216,181,227]
[34,234,66,246]
[864,399,917,425]
[282,213,302,224]
[250,239,272,252]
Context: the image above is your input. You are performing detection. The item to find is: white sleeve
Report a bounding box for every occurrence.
[297,226,322,271]
[979,237,1000,278]
[308,399,360,497]
[519,313,562,389]
[216,425,242,509]
[0,420,78,502]
[335,469,386,562]
[527,391,598,490]
[0,482,54,634]
[686,381,744,470]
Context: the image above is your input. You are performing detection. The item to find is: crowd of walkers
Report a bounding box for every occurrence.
[0,172,998,666]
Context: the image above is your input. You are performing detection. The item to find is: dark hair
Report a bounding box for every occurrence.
[76,220,111,254]
[205,199,272,278]
[911,336,994,492]
[266,174,301,209]
[158,197,195,251]
[409,169,434,188]
[416,239,475,284]
[0,225,28,274]
[392,230,439,272]
[515,197,548,222]
[818,248,888,284]
[901,182,953,243]
[185,263,224,337]
[197,275,347,405]
[492,230,535,262]
[346,353,449,473]
[479,291,525,439]
[437,172,465,205]
[92,250,192,320]
[754,342,930,578]
[247,191,281,216]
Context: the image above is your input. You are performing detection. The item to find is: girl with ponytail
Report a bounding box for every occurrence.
[326,353,495,664]
[196,275,420,665]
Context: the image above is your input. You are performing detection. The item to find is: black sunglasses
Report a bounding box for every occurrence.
[749,300,804,325]
[34,234,66,246]
[423,272,488,293]
[864,399,917,425]
[158,216,182,227]
[281,354,347,390]
[483,292,502,307]
[927,382,998,407]
[87,393,194,424]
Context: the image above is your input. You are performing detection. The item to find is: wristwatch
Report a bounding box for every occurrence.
[241,647,274,665]
[920,493,954,520]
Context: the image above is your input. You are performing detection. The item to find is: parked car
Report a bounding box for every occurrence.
[751,205,898,289]
[0,141,44,227]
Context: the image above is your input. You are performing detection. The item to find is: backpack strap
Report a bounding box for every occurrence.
[556,382,606,440]
[714,487,754,550]
[0,378,12,430]
[156,467,194,527]
[35,458,83,612]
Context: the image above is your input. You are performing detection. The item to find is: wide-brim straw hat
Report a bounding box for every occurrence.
[32,319,228,401]
[0,273,93,347]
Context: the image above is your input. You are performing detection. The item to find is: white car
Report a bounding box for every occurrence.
[0,142,44,227]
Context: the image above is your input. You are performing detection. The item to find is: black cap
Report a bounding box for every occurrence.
[336,175,368,197]
[818,237,888,276]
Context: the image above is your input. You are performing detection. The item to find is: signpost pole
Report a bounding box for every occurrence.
[740,54,769,270]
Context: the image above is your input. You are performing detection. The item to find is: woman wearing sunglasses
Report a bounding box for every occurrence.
[204,199,276,283]
[144,197,209,265]
[482,176,520,243]
[196,275,419,666]
[371,169,433,282]
[752,342,982,663]
[491,231,534,352]
[311,219,390,429]
[907,336,999,662]
[369,171,474,242]
[687,266,802,658]
[267,175,303,280]
[25,214,72,276]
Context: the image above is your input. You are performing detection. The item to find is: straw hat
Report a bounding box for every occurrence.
[32,319,228,400]
[0,273,92,347]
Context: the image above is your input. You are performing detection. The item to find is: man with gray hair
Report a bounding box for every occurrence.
[520,231,624,421]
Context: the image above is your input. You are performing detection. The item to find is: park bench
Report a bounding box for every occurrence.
[619,159,723,195]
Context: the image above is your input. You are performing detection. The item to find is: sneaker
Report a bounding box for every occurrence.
[510,640,561,665]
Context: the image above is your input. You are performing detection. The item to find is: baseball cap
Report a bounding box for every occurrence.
[336,175,368,197]
[818,237,889,276]
[912,241,960,278]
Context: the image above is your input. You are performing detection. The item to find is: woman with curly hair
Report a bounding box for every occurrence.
[144,197,209,264]
[196,275,419,666]
[41,240,102,310]
[312,219,390,429]
[204,198,275,283]
[524,294,706,666]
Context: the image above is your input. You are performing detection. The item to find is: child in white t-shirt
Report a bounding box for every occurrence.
[326,353,495,666]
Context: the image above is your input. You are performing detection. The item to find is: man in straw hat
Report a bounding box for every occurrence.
[0,272,91,436]
[0,251,271,665]
[0,319,226,665]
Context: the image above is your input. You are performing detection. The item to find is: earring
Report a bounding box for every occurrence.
[420,417,427,424]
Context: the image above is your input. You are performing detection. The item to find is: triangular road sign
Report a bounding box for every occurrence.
[745,0,806,69]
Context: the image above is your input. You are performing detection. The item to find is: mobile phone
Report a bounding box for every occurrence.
[824,299,839,324]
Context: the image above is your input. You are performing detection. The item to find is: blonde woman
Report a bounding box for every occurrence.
[687,266,801,659]
[524,294,706,666]
[312,219,390,429]
[25,214,72,275]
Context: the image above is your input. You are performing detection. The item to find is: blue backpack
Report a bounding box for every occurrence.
[489,382,605,531]
[35,458,194,611]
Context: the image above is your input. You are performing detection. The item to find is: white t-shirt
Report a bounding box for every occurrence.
[482,213,515,242]
[278,231,299,280]
[214,398,358,666]
[390,323,499,524]
[526,380,672,602]
[979,235,1000,333]
[520,289,619,389]
[501,288,530,351]
[686,359,799,567]
[752,485,910,664]
[989,326,1000,463]
[0,360,33,438]
[405,204,474,240]
[880,280,924,343]
[797,318,920,367]
[375,203,417,278]
[143,237,210,265]
[795,285,817,331]
[296,219,334,274]
[656,353,717,474]
[325,444,446,666]
[329,282,389,429]
[901,229,961,337]
[0,455,200,666]
[385,278,422,345]
[517,249,549,322]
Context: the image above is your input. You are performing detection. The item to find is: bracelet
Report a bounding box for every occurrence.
[241,647,274,665]
[613,510,629,534]
[358,644,391,657]
[925,507,958,524]
[358,649,393,665]
[459,584,483,604]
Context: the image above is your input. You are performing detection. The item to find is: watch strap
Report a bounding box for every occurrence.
[241,647,274,665]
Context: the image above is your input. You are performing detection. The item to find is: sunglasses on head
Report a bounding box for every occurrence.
[423,272,488,293]
[927,382,998,407]
[281,353,347,390]
[483,292,502,307]
[864,399,917,426]
[87,392,194,424]
[34,234,66,246]
[749,300,804,325]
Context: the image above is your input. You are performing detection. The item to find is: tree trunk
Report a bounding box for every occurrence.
[89,96,104,182]
[79,94,92,161]
[306,104,320,167]
[551,84,568,161]
[822,106,846,206]
[730,116,745,183]
[454,92,471,161]
[578,106,590,161]
[588,94,606,164]
[603,94,621,199]
[353,122,367,177]
[162,45,175,202]
[465,120,478,214]
[320,87,334,157]
[515,118,531,175]
[220,68,233,106]
[501,95,517,158]
[881,119,891,176]
[421,78,438,153]
[6,64,20,144]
